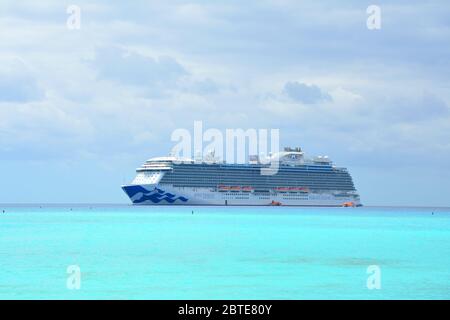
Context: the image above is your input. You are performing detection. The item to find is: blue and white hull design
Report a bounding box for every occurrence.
[122,184,360,206]
[122,185,189,205]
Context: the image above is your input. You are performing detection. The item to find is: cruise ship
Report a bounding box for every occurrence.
[122,147,361,206]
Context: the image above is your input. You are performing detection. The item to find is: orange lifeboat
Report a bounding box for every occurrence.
[270,200,282,206]
[242,186,253,192]
[342,201,356,207]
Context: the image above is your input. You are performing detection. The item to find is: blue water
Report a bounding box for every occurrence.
[0,205,449,299]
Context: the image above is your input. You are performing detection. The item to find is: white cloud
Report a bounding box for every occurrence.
[92,47,188,87]
[0,59,44,102]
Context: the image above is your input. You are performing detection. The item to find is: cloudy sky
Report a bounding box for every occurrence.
[1,0,449,205]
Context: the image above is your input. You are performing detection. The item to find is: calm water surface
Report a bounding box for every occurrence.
[0,205,449,299]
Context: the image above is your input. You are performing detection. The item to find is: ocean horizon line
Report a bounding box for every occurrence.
[1,203,450,210]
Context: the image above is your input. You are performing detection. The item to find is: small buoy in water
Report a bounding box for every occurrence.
[2,210,5,214]
[192,210,194,215]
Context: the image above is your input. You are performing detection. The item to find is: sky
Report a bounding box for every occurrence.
[0,0,449,206]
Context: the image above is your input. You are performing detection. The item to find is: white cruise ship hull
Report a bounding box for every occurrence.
[122,184,361,207]
[122,149,362,207]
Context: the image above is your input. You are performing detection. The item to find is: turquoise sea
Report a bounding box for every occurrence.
[0,205,449,300]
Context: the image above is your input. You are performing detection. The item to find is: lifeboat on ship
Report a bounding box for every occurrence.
[218,185,231,192]
[342,201,356,207]
[242,186,253,192]
[230,186,241,192]
[270,200,282,206]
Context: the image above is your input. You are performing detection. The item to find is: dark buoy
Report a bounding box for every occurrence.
[2,210,5,214]
[192,210,194,215]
